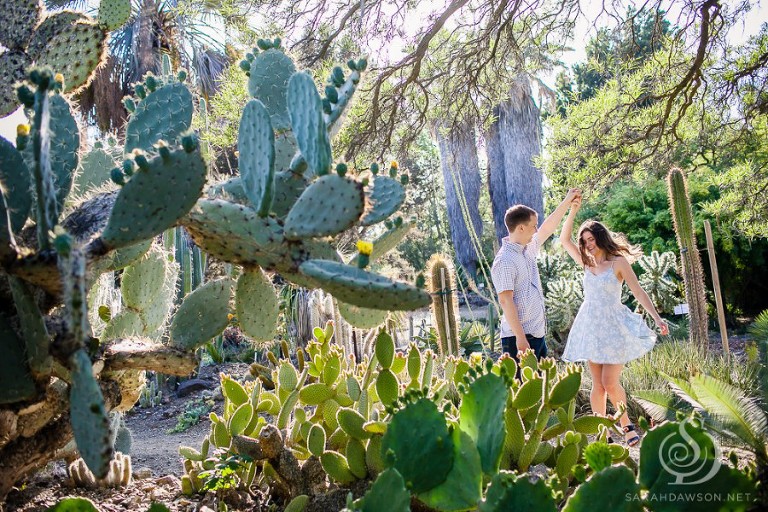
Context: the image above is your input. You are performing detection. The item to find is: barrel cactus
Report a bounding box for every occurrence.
[426,253,460,356]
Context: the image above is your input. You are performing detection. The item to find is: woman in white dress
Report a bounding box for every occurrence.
[559,196,669,446]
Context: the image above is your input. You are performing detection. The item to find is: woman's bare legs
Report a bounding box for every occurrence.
[588,362,607,416]
[601,363,637,443]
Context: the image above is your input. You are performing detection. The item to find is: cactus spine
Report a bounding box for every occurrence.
[426,254,460,357]
[666,167,708,349]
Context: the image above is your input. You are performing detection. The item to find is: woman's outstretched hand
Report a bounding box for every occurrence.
[656,318,669,336]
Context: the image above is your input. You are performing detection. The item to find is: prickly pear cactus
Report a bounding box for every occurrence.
[97,0,131,30]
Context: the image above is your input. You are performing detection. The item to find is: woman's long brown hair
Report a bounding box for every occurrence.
[577,220,643,267]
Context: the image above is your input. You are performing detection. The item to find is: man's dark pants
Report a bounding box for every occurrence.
[501,334,548,379]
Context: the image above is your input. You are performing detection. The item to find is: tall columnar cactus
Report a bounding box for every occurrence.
[426,253,460,357]
[666,167,708,349]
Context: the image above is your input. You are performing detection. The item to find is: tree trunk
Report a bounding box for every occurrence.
[485,76,544,241]
[135,0,160,81]
[433,120,483,278]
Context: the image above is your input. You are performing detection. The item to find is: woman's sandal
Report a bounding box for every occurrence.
[623,424,641,447]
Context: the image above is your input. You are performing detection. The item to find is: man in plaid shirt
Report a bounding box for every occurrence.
[491,189,581,361]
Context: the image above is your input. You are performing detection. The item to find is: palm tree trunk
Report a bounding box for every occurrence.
[486,76,544,239]
[136,0,160,80]
[433,120,483,278]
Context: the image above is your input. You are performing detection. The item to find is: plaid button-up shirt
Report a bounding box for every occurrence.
[491,234,546,338]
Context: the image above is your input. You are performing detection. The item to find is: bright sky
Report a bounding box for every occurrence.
[1,1,767,142]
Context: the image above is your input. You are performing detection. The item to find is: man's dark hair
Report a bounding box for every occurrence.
[504,205,537,232]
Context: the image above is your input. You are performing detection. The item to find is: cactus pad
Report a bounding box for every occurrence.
[561,465,641,511]
[320,450,356,484]
[0,313,36,404]
[0,50,30,118]
[283,174,364,239]
[0,0,41,50]
[480,471,557,512]
[27,11,89,61]
[337,301,389,329]
[270,169,308,218]
[183,199,288,268]
[247,49,295,130]
[98,0,131,30]
[75,142,121,194]
[101,143,206,250]
[287,72,332,177]
[0,136,32,232]
[36,21,107,93]
[235,267,279,342]
[238,99,275,216]
[381,397,454,493]
[69,348,113,479]
[120,246,167,310]
[353,468,411,512]
[416,428,483,511]
[349,221,412,267]
[360,176,405,226]
[298,259,431,310]
[583,442,613,473]
[22,94,81,214]
[548,367,582,407]
[459,373,507,475]
[125,82,194,153]
[170,278,234,350]
[273,130,298,172]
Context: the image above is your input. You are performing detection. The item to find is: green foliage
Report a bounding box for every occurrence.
[199,453,253,491]
[168,398,214,434]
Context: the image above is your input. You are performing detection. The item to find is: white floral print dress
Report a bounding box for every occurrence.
[562,263,656,364]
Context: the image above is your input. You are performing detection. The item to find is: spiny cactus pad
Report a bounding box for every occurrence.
[235,267,279,342]
[271,169,308,218]
[120,246,167,310]
[479,471,557,512]
[101,142,206,250]
[23,94,81,214]
[170,278,234,350]
[349,221,412,267]
[36,21,107,93]
[125,82,194,153]
[360,176,406,226]
[69,348,113,479]
[183,199,288,268]
[27,11,89,61]
[238,99,275,216]
[382,397,454,493]
[273,131,298,173]
[98,0,131,30]
[0,50,30,118]
[247,48,296,130]
[74,143,120,194]
[298,259,431,310]
[287,72,332,177]
[0,0,41,50]
[0,136,32,232]
[283,175,364,239]
[337,300,389,329]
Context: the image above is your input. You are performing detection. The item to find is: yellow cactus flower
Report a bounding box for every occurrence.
[54,73,64,84]
[469,352,482,366]
[390,160,399,169]
[227,313,235,321]
[16,124,30,136]
[356,240,373,255]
